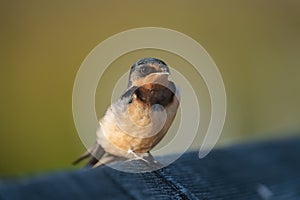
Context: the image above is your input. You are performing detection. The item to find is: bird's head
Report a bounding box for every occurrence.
[128,58,170,87]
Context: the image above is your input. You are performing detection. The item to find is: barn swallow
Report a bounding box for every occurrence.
[73,58,180,168]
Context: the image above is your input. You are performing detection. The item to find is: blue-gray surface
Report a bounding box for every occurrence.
[1,137,300,200]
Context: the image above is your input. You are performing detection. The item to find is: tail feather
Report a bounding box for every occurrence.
[72,151,91,165]
[73,143,105,167]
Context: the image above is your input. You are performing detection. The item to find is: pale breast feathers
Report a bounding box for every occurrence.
[97,83,179,156]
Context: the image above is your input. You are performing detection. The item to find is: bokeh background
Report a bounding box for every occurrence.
[1,0,300,175]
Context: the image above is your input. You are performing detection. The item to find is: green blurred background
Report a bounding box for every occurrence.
[1,0,300,175]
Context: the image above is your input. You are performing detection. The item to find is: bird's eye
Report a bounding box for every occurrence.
[140,66,151,75]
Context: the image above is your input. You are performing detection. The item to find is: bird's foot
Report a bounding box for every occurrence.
[127,149,149,163]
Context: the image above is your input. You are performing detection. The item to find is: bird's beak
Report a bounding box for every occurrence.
[153,71,170,76]
[144,71,170,86]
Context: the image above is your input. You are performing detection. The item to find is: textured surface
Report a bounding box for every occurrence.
[1,136,300,200]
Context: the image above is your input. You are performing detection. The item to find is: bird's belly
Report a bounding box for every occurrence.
[99,115,166,156]
[97,92,179,158]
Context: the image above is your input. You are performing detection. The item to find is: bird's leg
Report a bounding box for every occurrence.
[143,152,157,163]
